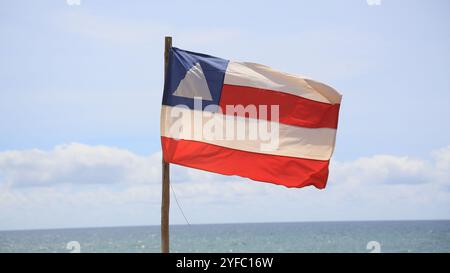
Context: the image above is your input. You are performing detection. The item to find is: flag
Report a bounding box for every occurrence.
[161,47,341,189]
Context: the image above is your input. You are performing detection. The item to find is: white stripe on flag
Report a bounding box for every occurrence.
[161,105,337,161]
[224,61,342,104]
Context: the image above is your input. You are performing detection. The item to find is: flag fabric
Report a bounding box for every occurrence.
[161,47,342,189]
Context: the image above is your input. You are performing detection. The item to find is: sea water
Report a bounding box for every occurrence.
[1,220,449,253]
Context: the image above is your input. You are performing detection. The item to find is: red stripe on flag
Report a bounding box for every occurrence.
[162,136,330,189]
[219,84,340,129]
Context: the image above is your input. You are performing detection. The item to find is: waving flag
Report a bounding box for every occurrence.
[161,47,341,189]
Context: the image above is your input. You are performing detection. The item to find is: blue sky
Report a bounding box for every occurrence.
[0,0,449,230]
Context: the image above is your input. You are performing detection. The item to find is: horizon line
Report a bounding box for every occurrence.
[2,218,450,233]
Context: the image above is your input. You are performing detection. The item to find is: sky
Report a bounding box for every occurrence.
[0,0,449,230]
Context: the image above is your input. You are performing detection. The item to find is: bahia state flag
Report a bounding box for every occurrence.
[161,47,342,189]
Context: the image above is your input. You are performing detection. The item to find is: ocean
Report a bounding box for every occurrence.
[1,221,449,253]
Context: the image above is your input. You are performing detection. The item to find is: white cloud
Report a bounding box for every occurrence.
[0,143,160,188]
[0,143,449,230]
[331,155,430,187]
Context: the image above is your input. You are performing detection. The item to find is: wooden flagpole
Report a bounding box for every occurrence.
[161,36,172,253]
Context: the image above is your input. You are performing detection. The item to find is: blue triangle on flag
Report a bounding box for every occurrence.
[162,47,229,111]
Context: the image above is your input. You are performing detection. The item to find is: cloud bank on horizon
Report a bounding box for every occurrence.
[0,143,449,230]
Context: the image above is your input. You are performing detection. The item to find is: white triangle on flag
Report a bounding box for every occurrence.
[172,62,213,101]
